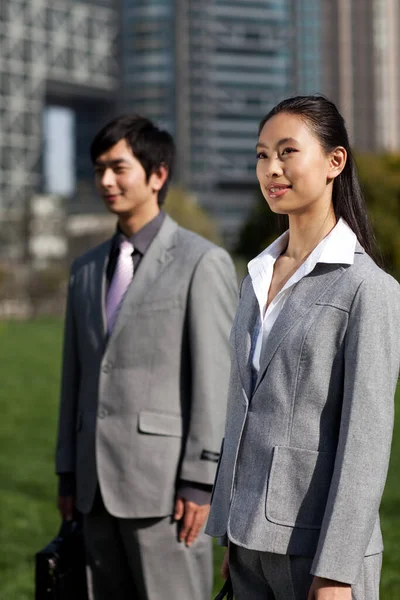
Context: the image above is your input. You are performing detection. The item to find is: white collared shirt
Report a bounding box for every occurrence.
[248,218,357,374]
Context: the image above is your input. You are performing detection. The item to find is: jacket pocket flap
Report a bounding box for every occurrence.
[138,411,183,437]
[266,446,335,530]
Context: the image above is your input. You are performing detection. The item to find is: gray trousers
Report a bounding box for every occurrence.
[229,544,382,600]
[83,492,212,600]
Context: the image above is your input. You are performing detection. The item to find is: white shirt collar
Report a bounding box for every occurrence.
[248,218,357,318]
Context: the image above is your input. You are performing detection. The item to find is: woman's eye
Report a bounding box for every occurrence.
[256,152,267,160]
[281,147,296,155]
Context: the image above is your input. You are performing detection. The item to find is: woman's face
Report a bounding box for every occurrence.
[256,112,337,216]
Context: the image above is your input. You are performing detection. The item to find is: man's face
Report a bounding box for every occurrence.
[94,139,160,218]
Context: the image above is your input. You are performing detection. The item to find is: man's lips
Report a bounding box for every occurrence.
[104,194,121,202]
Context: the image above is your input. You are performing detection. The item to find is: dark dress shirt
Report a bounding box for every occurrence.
[59,211,211,505]
[106,210,166,285]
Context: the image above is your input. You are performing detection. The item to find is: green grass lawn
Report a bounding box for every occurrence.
[0,319,398,599]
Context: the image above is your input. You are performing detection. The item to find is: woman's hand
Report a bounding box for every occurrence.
[221,547,230,580]
[307,576,352,599]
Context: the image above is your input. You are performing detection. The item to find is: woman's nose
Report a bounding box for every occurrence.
[264,157,283,179]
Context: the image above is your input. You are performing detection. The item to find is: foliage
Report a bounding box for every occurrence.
[26,266,67,300]
[236,153,400,281]
[25,266,68,317]
[164,186,223,245]
[0,264,18,300]
[356,153,400,280]
[236,189,283,261]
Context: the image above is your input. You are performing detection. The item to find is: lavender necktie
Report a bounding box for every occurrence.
[106,239,134,333]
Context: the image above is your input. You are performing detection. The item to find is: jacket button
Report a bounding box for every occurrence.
[102,363,112,373]
[98,408,108,419]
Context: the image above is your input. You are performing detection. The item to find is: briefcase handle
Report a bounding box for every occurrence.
[58,519,82,539]
[214,576,234,600]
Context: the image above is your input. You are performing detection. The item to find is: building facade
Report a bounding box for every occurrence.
[291,0,323,96]
[120,0,294,243]
[3,0,398,257]
[0,0,118,258]
[298,0,400,152]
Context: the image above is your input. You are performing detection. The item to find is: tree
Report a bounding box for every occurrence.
[235,190,284,261]
[356,153,400,280]
[164,186,222,245]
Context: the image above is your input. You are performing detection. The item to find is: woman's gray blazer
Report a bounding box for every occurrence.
[206,243,400,585]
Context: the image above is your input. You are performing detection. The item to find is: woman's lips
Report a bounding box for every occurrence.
[267,186,292,199]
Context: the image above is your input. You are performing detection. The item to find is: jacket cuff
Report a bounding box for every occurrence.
[218,534,228,546]
[58,472,76,497]
[177,480,212,505]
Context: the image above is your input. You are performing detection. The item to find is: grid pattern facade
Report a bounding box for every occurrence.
[120,0,293,241]
[195,0,293,236]
[120,0,176,132]
[0,0,118,227]
[207,0,292,186]
[292,0,322,95]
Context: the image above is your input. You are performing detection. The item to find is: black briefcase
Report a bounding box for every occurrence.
[35,519,88,600]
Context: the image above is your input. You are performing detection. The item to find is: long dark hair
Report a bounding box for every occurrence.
[259,95,380,263]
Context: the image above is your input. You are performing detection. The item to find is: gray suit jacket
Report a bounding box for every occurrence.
[206,244,400,584]
[56,215,238,518]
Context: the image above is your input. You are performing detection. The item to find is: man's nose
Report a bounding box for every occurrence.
[101,168,116,187]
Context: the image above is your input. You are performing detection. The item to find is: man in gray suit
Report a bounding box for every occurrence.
[56,115,237,599]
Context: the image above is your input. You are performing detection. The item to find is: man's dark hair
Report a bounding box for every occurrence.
[90,114,175,205]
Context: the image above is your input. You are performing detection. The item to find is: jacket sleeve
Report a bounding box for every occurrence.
[179,246,238,486]
[55,266,80,475]
[311,274,400,584]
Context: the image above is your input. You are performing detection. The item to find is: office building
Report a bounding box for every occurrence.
[291,0,323,95]
[0,0,119,258]
[120,0,294,243]
[293,0,400,152]
[4,0,398,255]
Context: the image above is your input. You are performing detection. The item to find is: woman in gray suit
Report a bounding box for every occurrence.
[206,96,400,600]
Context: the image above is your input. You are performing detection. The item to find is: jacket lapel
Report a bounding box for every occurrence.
[108,215,178,344]
[234,277,259,402]
[253,263,346,395]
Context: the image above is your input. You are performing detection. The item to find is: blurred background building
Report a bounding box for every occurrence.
[121,0,293,243]
[319,0,400,152]
[1,0,400,260]
[0,0,119,260]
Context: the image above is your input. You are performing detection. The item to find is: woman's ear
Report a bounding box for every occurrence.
[328,146,347,180]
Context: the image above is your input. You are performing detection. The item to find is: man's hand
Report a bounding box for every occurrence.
[221,547,229,580]
[173,496,210,547]
[57,495,75,521]
[307,576,352,600]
